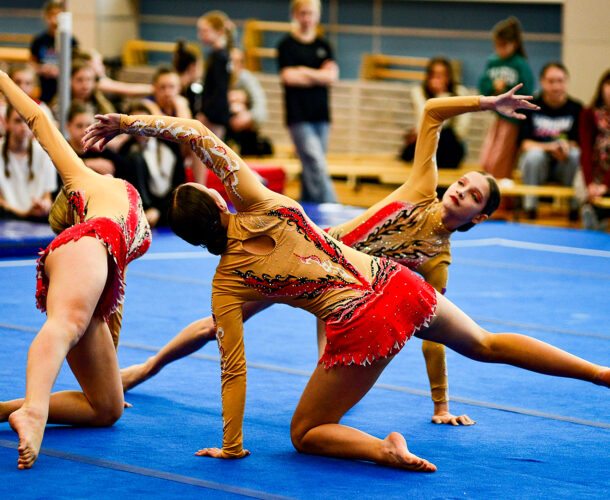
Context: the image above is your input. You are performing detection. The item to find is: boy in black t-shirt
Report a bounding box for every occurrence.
[277,0,338,203]
[30,1,79,103]
[518,62,582,218]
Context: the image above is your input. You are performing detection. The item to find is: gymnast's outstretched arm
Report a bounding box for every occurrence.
[0,71,96,190]
[82,113,272,213]
[331,86,537,238]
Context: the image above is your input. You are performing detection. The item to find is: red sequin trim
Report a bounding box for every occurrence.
[320,263,437,368]
[35,181,151,324]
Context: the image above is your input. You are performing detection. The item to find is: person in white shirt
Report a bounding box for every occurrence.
[0,105,56,220]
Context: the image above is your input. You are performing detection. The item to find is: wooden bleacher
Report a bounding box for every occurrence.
[122,39,201,67]
[256,152,577,213]
[0,33,33,64]
[117,37,588,225]
[360,53,462,84]
[253,72,491,161]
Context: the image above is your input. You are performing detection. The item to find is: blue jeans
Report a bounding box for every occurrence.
[288,121,337,203]
[518,147,580,211]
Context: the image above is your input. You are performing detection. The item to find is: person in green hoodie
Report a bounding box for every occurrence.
[478,17,534,180]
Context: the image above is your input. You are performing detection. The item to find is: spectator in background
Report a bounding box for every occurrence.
[0,65,53,136]
[173,40,203,117]
[77,48,153,99]
[278,0,338,203]
[30,0,78,103]
[518,62,582,219]
[142,66,191,118]
[197,10,233,140]
[118,103,185,227]
[0,105,56,220]
[227,47,272,156]
[142,67,202,183]
[9,65,54,120]
[478,17,534,180]
[401,57,469,169]
[51,60,115,121]
[577,69,610,230]
[65,102,127,177]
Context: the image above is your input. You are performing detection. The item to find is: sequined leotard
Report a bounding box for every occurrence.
[328,96,482,402]
[0,72,151,347]
[119,113,438,457]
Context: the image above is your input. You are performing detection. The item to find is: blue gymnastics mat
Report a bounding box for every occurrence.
[0,204,609,499]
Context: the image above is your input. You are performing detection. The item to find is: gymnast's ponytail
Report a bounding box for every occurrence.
[168,184,228,255]
[173,40,198,74]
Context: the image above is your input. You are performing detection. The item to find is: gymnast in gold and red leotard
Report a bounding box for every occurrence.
[0,70,151,470]
[118,95,496,426]
[83,87,609,472]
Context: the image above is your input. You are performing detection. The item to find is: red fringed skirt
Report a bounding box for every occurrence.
[35,182,151,337]
[321,262,437,368]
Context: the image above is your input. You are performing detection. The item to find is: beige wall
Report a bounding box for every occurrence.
[70,0,139,58]
[67,0,607,103]
[563,0,610,103]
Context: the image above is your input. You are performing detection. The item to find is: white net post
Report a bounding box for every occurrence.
[57,11,72,138]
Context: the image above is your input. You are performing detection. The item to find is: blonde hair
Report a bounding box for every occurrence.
[291,0,321,13]
[198,10,233,50]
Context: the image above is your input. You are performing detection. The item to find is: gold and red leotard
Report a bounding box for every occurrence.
[119,113,438,457]
[0,72,151,347]
[327,96,482,403]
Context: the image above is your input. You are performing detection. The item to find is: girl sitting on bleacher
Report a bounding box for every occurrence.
[401,57,470,169]
[0,104,56,220]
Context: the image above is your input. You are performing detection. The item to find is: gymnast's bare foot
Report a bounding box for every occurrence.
[8,407,46,469]
[121,358,156,392]
[379,432,436,472]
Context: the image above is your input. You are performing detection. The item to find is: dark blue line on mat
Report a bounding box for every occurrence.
[120,342,610,429]
[3,325,608,429]
[0,439,294,500]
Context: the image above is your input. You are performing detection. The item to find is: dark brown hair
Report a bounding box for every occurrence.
[173,40,199,74]
[66,101,93,122]
[168,184,228,255]
[456,172,501,232]
[152,66,178,85]
[423,57,456,99]
[590,69,610,109]
[540,61,568,79]
[493,17,526,59]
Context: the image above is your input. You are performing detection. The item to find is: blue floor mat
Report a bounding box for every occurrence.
[1,217,609,498]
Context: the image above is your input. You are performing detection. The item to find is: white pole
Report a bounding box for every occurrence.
[57,11,72,138]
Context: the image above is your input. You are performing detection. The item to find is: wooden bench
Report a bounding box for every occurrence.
[360,53,462,84]
[267,154,576,208]
[0,33,33,64]
[242,19,324,71]
[122,40,201,67]
[0,47,30,63]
